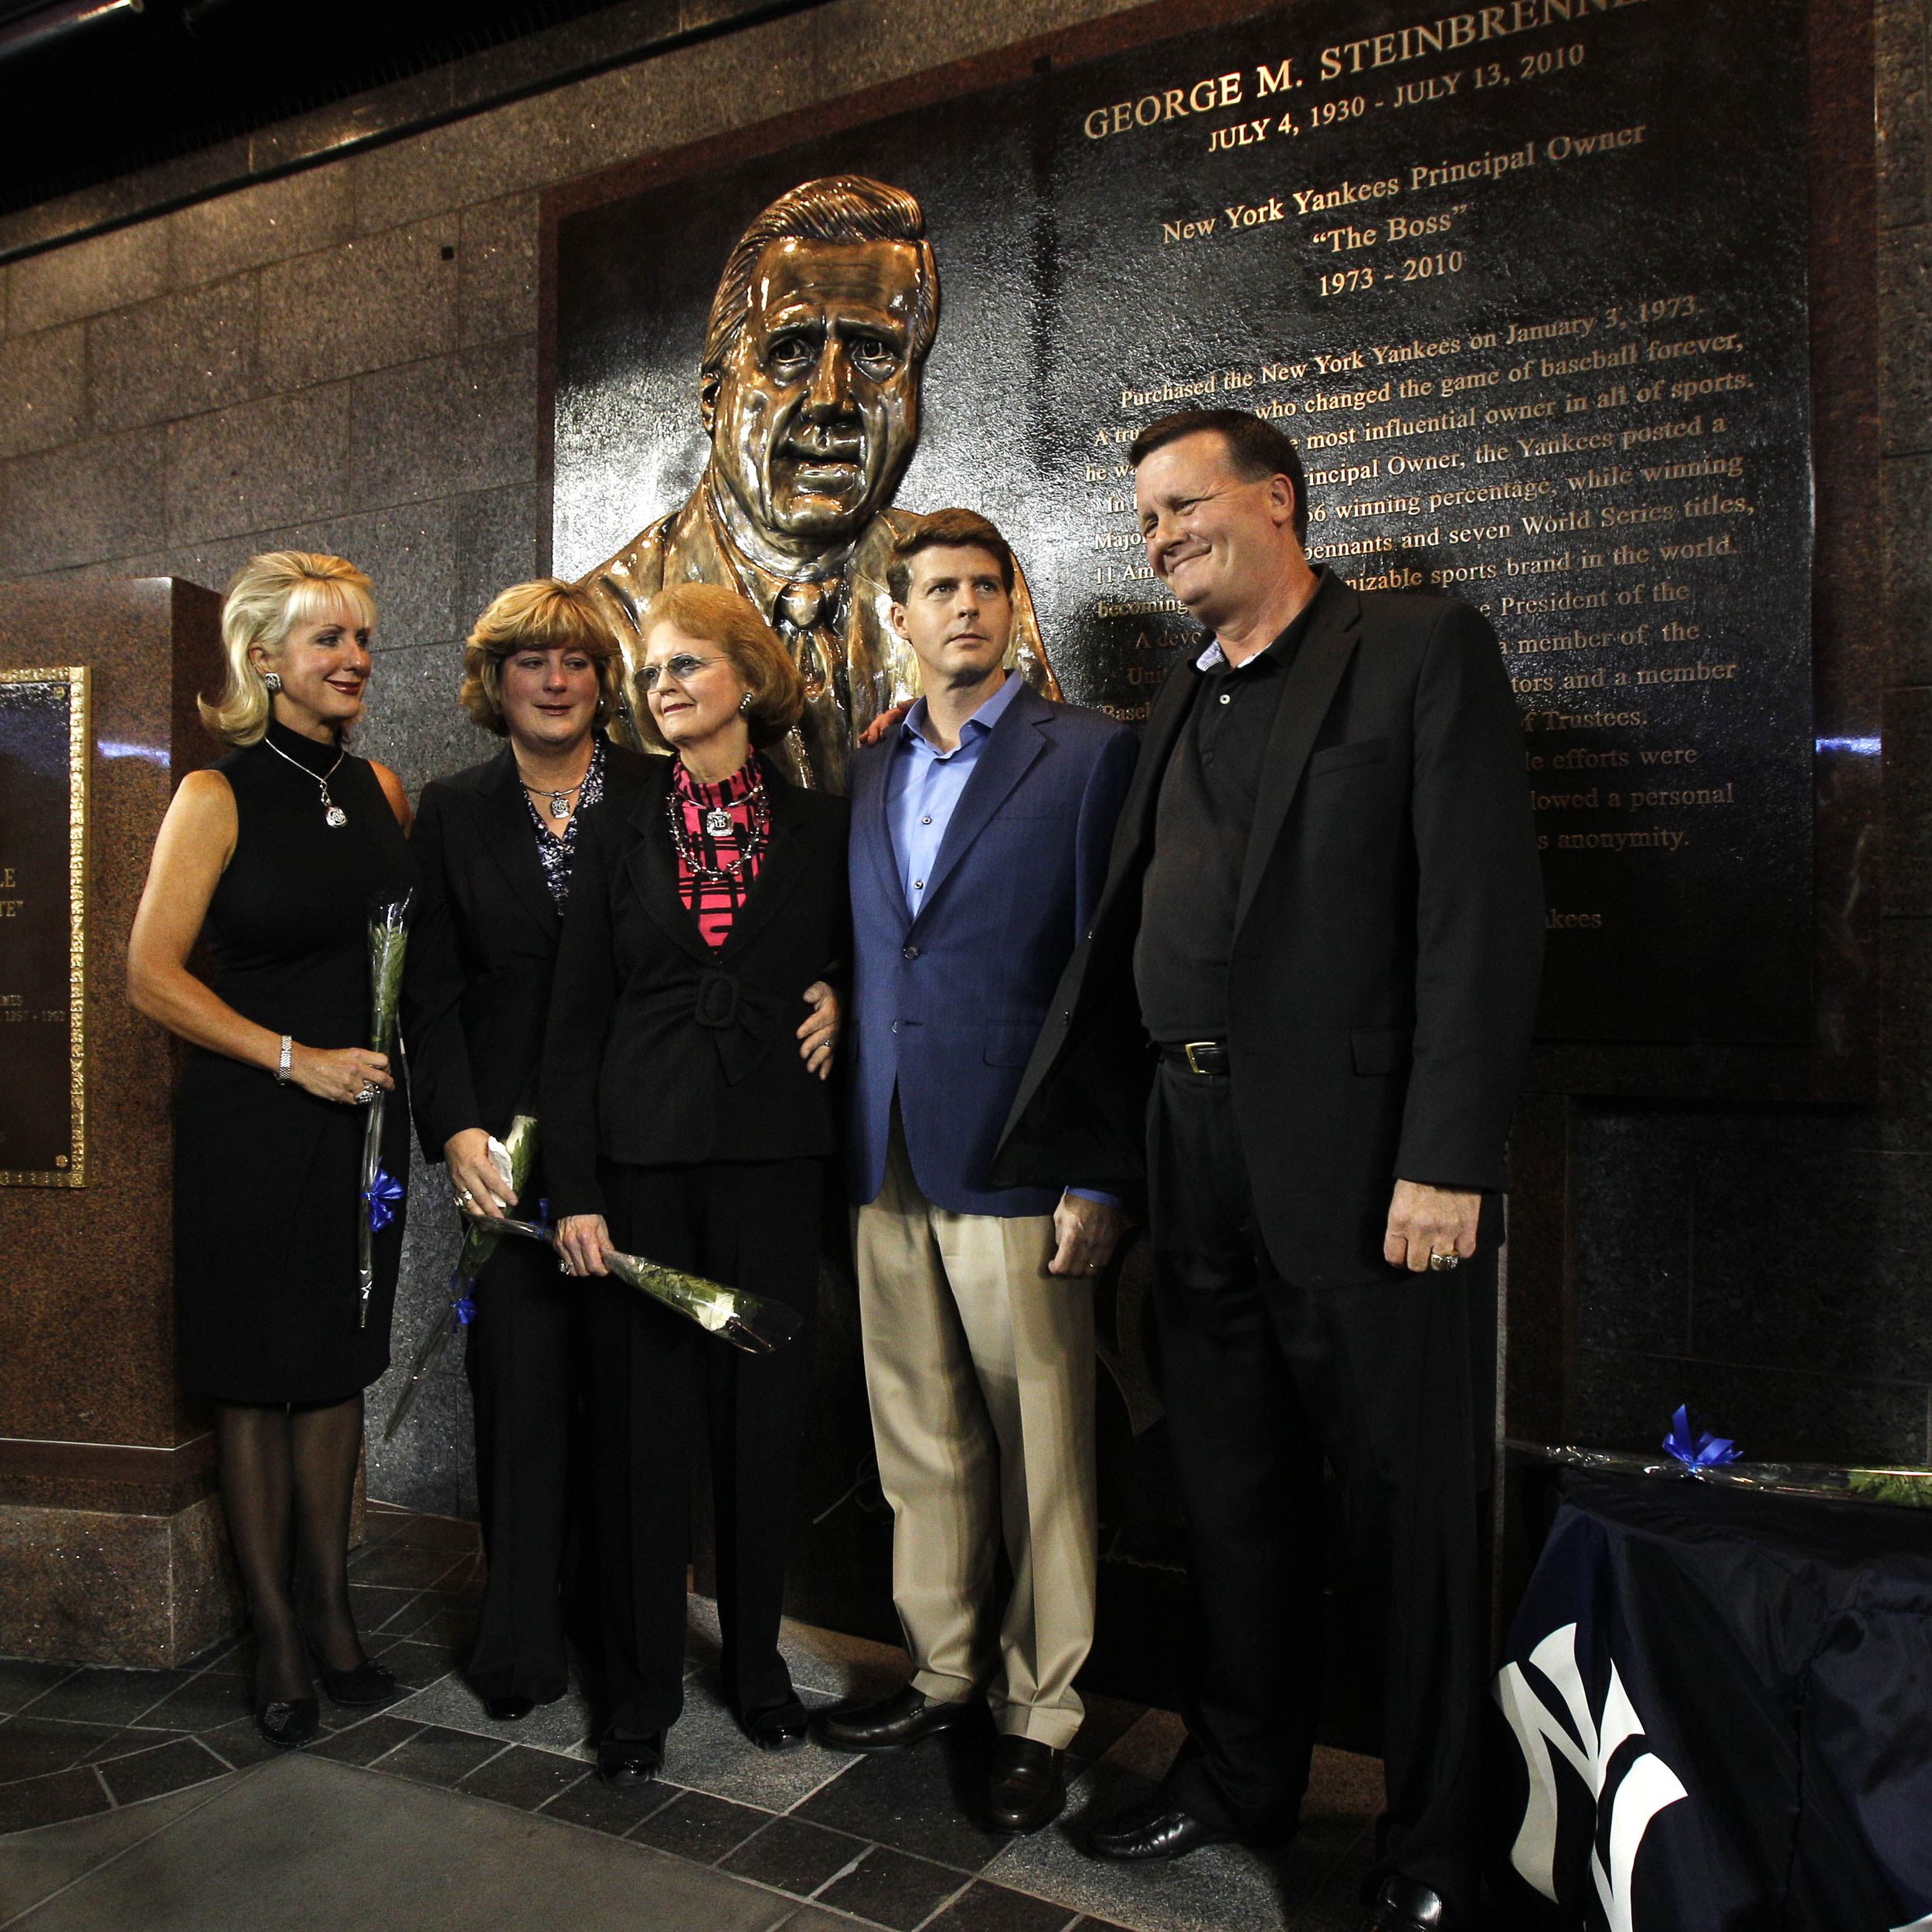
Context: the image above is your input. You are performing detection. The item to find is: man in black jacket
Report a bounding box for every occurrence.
[995,409,1544,1932]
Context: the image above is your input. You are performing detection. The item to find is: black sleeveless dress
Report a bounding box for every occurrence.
[174,722,418,1403]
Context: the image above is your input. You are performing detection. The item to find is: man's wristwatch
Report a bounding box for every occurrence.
[276,1034,293,1084]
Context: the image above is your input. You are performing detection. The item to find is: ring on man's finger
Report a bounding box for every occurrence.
[1427,1250,1460,1272]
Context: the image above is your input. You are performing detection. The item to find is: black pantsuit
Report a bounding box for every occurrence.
[404,736,650,1706]
[543,753,849,1743]
[587,1159,821,1734]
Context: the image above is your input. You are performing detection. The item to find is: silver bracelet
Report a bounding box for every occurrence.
[276,1034,292,1084]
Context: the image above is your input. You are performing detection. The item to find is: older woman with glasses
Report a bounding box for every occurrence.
[404,578,648,1723]
[545,582,845,1787]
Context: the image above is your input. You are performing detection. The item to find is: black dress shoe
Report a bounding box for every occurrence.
[485,1695,536,1722]
[313,1656,400,1706]
[1362,1876,1453,1931]
[987,1735,1065,1833]
[1088,1797,1233,1861]
[254,1696,319,1750]
[740,1700,809,1752]
[597,1731,665,1786]
[817,1685,975,1753]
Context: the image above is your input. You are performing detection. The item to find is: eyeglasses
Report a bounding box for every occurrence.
[640,652,723,691]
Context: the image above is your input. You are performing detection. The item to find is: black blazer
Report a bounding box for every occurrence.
[995,573,1546,1285]
[541,753,849,1220]
[403,736,653,1164]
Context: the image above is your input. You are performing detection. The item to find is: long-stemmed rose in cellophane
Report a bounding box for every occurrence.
[383,1114,799,1442]
[356,889,413,1329]
[383,1111,537,1443]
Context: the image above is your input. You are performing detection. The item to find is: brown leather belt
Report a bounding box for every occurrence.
[1158,1040,1230,1077]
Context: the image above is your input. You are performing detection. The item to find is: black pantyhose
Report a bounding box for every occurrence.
[215,1394,371,1703]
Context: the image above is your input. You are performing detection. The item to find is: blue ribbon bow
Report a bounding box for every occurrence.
[362,1167,406,1233]
[452,1294,476,1327]
[1662,1403,1740,1468]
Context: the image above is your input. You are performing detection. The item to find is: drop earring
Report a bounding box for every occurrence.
[263,672,283,692]
[737,692,752,713]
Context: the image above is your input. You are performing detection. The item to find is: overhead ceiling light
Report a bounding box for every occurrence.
[0,0,143,63]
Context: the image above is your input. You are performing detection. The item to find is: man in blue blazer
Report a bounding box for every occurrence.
[818,510,1137,1833]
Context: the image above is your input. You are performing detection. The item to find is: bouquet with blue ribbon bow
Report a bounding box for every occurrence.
[384,1114,537,1441]
[356,889,413,1328]
[1662,1404,1742,1470]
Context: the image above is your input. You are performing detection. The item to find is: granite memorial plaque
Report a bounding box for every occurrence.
[0,666,89,1187]
[555,0,1813,1046]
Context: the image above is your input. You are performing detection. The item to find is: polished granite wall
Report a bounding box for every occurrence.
[1,0,1928,1539]
[0,0,1163,1522]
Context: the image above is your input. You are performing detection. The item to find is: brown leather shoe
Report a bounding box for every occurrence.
[987,1734,1066,1833]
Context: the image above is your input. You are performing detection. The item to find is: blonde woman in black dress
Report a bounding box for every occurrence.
[128,552,416,1748]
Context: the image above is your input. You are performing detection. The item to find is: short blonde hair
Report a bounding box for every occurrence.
[459,579,627,736]
[636,582,805,754]
[201,552,376,746]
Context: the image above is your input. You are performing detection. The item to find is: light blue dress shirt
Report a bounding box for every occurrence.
[885,671,1024,917]
[884,672,1117,1210]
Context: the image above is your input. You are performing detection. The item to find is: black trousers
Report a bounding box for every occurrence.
[585,1157,822,1738]
[464,1230,580,1704]
[1147,1060,1489,1915]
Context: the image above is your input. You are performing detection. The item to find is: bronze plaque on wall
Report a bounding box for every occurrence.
[0,667,89,1187]
[554,0,1813,1046]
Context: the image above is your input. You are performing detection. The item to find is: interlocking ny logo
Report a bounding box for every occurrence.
[1495,1622,1688,1932]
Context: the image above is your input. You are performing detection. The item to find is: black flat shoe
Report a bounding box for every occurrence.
[314,1656,400,1706]
[254,1696,319,1750]
[597,1731,665,1787]
[817,1685,976,1753]
[740,1701,809,1752]
[1088,1798,1233,1861]
[485,1695,536,1723]
[1362,1876,1454,1931]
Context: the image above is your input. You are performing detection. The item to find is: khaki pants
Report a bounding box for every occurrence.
[853,1114,1097,1749]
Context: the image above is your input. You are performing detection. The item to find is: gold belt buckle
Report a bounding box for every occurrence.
[1183,1041,1218,1076]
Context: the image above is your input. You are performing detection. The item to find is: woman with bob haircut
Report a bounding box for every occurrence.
[403,577,650,1722]
[128,551,415,1749]
[545,581,846,1784]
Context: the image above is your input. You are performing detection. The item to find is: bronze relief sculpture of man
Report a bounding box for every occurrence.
[580,174,1058,793]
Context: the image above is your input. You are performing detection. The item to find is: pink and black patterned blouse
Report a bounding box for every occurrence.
[669,757,767,948]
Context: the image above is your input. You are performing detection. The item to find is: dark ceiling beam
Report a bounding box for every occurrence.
[0,0,142,63]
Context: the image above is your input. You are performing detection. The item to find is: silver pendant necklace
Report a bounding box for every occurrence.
[522,780,583,821]
[264,733,349,827]
[704,805,734,838]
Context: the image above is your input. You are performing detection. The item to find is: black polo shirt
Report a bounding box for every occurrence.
[1134,582,1327,1043]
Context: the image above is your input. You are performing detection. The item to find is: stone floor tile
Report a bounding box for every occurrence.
[628,1787,773,1863]
[385,1669,597,1761]
[349,1538,474,1590]
[14,1667,189,1729]
[77,1724,179,1765]
[311,1712,425,1765]
[0,1717,119,1782]
[8,1753,806,1932]
[979,1762,1295,1932]
[925,1879,1083,1932]
[352,1582,427,1631]
[134,1670,256,1733]
[796,1723,1012,1872]
[0,1765,110,1835]
[0,1661,76,1714]
[1066,1696,1143,1766]
[455,1741,590,1811]
[658,1676,853,1811]
[372,1722,507,1788]
[719,1813,869,1896]
[96,1736,231,1808]
[0,1781,228,1919]
[814,1844,973,1929]
[197,1716,299,1772]
[540,1768,678,1836]
[369,1636,461,1685]
[769,1613,909,1703]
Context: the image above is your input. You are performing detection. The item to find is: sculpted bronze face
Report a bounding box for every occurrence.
[702,236,927,568]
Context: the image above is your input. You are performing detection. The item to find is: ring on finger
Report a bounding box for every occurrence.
[1427,1250,1460,1272]
[353,1083,376,1105]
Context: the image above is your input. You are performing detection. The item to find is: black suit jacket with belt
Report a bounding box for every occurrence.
[541,753,850,1222]
[404,736,653,1165]
[994,572,1546,1286]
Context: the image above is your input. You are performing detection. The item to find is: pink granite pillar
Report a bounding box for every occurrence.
[0,577,240,1667]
